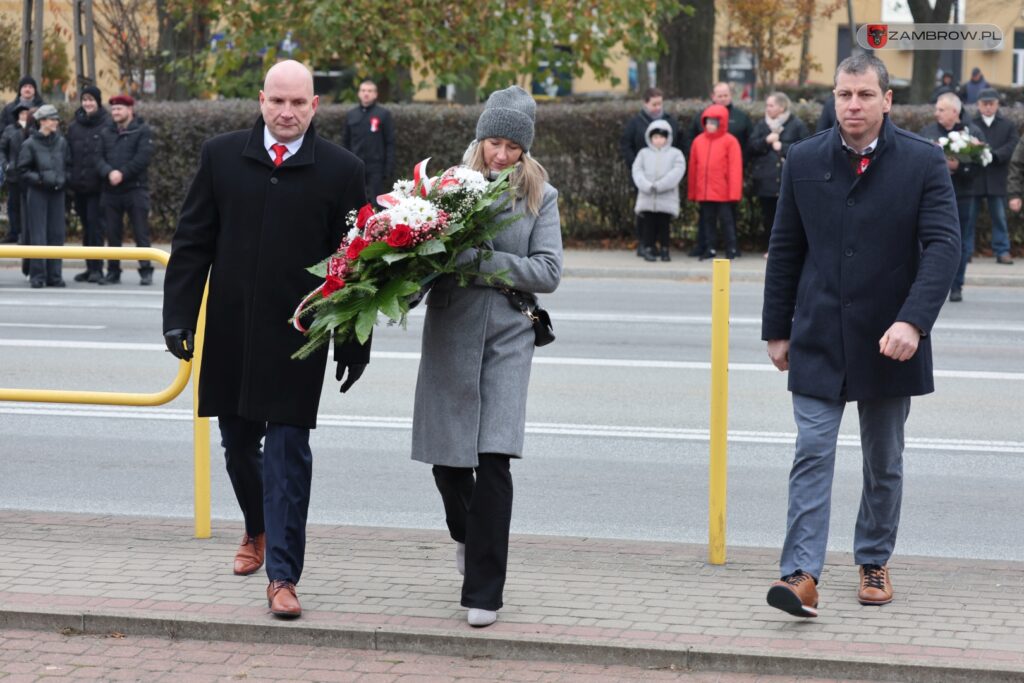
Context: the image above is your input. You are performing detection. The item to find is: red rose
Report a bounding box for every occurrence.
[355,204,375,229]
[386,223,413,248]
[321,274,345,298]
[345,237,369,260]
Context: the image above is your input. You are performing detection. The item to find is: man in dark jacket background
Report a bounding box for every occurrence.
[762,54,959,619]
[67,85,111,283]
[163,60,370,620]
[1,76,45,129]
[1,103,34,244]
[619,87,686,255]
[342,79,394,208]
[96,94,154,285]
[919,92,987,302]
[17,104,70,288]
[971,88,1018,265]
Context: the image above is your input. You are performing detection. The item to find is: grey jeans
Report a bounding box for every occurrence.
[25,186,66,285]
[779,392,911,579]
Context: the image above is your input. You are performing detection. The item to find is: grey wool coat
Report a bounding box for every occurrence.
[411,182,563,468]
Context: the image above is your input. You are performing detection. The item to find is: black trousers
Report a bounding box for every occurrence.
[218,415,312,584]
[432,454,513,611]
[73,192,104,273]
[698,201,737,254]
[759,196,778,247]
[102,189,151,273]
[5,182,22,239]
[25,186,66,285]
[640,211,671,252]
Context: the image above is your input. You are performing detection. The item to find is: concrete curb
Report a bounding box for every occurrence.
[2,607,1020,683]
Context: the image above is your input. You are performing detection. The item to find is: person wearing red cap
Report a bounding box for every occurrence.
[96,93,154,285]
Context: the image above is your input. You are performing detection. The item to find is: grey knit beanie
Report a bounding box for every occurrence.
[475,85,536,151]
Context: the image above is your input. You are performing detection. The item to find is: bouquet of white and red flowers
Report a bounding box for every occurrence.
[290,159,516,359]
[938,130,993,167]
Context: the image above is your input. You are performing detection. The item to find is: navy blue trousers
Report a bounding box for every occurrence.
[218,415,312,584]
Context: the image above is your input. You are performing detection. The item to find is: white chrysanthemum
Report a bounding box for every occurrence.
[938,137,949,148]
[346,227,361,241]
[450,166,488,193]
[950,140,965,153]
[382,196,439,228]
[947,130,963,143]
[392,179,416,197]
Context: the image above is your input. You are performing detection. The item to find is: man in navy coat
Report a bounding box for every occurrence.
[761,54,960,618]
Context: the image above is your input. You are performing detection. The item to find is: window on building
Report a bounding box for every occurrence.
[1014,30,1024,86]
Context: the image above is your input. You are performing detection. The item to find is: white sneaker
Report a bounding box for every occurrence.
[467,608,496,627]
[455,542,465,576]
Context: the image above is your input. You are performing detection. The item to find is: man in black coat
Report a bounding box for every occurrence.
[67,85,111,283]
[919,92,987,302]
[971,88,1019,265]
[619,87,686,255]
[762,54,959,618]
[1,104,34,244]
[96,94,155,285]
[163,60,370,620]
[342,79,394,208]
[1,76,45,129]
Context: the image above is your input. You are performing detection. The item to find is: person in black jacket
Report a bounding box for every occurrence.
[67,85,111,283]
[619,87,686,255]
[162,60,370,620]
[342,79,394,208]
[971,88,1019,265]
[748,92,810,254]
[919,92,987,302]
[1,103,34,244]
[96,94,154,285]
[1,76,45,129]
[17,105,70,288]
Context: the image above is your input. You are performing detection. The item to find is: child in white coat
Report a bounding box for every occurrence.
[632,119,686,261]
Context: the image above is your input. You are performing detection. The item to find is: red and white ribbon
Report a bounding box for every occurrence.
[413,158,433,197]
[292,284,324,333]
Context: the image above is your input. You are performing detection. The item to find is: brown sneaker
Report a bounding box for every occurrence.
[233,533,265,576]
[767,571,819,617]
[267,580,301,618]
[858,564,893,605]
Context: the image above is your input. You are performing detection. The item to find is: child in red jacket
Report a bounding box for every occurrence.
[687,104,743,259]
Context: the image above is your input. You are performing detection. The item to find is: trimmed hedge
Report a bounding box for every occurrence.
[42,99,1024,251]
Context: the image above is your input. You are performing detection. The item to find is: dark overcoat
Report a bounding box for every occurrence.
[918,121,986,198]
[748,114,811,198]
[762,117,961,401]
[66,106,110,194]
[163,118,367,428]
[970,113,1020,197]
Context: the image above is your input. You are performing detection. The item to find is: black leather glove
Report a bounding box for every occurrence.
[336,361,366,393]
[164,328,195,361]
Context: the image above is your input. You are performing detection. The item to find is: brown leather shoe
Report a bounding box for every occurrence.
[767,571,819,617]
[858,564,894,605]
[267,580,301,618]
[233,533,265,576]
[996,253,1014,265]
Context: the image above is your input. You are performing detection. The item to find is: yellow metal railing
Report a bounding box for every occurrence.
[708,258,731,565]
[0,245,211,538]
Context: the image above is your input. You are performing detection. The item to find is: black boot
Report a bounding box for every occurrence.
[139,269,154,286]
[660,248,671,262]
[102,271,121,285]
[642,247,658,262]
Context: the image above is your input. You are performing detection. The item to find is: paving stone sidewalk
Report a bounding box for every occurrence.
[0,511,1022,683]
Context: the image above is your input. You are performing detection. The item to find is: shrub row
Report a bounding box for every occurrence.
[40,99,1024,250]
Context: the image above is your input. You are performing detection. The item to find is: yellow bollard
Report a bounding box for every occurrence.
[193,285,212,539]
[708,259,731,565]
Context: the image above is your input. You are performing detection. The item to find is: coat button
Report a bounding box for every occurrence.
[824,172,831,180]
[847,198,855,207]
[845,248,854,257]
[843,299,852,307]
[270,177,278,184]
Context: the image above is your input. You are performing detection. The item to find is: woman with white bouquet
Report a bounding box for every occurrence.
[411,85,563,628]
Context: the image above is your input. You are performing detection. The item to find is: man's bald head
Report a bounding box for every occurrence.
[260,60,318,143]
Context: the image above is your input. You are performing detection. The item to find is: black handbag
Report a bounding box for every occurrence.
[501,287,555,347]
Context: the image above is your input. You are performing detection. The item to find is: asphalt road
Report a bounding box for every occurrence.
[1,267,1022,561]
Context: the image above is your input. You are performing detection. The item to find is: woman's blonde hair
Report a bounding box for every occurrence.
[466,139,548,216]
[767,91,791,111]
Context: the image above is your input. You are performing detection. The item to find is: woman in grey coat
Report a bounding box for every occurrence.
[411,86,563,628]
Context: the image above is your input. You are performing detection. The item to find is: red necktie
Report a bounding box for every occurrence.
[271,143,288,167]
